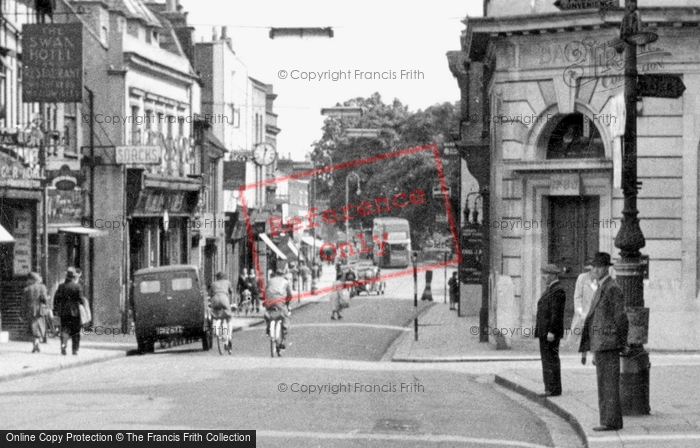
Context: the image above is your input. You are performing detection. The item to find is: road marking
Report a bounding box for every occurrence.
[242,323,410,332]
[589,434,700,443]
[257,429,550,447]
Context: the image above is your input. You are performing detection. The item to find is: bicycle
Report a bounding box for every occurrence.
[269,313,284,357]
[210,310,232,355]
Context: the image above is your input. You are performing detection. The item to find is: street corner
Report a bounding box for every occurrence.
[238,143,460,300]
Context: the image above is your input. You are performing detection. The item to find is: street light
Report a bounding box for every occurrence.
[412,251,418,341]
[345,172,361,243]
[615,0,652,416]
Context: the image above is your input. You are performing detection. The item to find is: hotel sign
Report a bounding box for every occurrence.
[22,23,83,103]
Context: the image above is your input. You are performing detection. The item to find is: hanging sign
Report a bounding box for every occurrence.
[22,23,84,103]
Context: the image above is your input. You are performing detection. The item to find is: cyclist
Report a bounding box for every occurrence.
[263,264,293,350]
[209,272,234,350]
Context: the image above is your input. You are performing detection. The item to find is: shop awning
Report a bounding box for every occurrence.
[259,233,287,260]
[278,237,302,261]
[287,240,302,259]
[0,223,14,243]
[58,227,108,238]
[300,236,324,248]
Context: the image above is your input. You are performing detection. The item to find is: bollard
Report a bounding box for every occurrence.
[421,270,433,301]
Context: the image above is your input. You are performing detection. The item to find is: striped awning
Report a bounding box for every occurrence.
[259,233,287,260]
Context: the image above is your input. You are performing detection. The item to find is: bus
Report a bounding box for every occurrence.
[372,218,411,268]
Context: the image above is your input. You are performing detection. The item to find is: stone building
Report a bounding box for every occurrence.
[450,0,700,349]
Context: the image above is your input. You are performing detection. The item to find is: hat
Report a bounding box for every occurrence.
[66,269,76,280]
[541,263,562,275]
[591,252,613,267]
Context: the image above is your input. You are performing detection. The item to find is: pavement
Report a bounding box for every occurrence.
[390,302,700,448]
[0,267,338,384]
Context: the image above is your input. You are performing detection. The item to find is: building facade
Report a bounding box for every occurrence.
[451,0,700,349]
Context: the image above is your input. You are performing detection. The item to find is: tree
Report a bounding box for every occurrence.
[310,94,460,242]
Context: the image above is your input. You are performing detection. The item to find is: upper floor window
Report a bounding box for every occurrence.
[546,113,605,159]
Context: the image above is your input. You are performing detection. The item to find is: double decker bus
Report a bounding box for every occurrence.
[372,218,411,268]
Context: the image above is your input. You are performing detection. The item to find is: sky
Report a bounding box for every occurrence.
[178,0,484,160]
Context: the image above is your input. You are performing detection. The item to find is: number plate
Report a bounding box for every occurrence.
[156,326,184,335]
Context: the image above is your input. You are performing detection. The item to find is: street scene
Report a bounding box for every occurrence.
[2,0,700,447]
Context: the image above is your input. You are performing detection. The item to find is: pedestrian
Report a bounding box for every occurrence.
[248,270,261,313]
[323,246,334,265]
[53,268,85,356]
[330,271,345,320]
[290,262,299,291]
[237,268,249,308]
[300,262,311,291]
[448,272,459,310]
[565,265,597,349]
[534,263,566,397]
[23,272,49,353]
[580,252,629,432]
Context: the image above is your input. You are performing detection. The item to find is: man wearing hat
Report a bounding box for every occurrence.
[534,263,567,397]
[53,268,85,356]
[579,252,629,431]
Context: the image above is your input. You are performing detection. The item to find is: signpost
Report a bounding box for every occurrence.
[460,224,483,284]
[637,74,686,99]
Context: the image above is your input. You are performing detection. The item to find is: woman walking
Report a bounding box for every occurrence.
[330,272,345,320]
[23,272,48,353]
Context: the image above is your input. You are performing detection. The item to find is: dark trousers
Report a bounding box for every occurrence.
[595,350,623,429]
[539,338,562,394]
[60,315,81,353]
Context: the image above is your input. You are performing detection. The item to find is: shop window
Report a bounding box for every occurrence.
[546,113,605,159]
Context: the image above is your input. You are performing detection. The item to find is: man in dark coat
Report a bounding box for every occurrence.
[579,252,629,431]
[534,263,566,397]
[53,268,84,356]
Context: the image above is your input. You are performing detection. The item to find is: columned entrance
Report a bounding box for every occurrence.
[547,196,600,329]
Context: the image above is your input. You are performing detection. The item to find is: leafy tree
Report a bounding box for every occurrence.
[310,94,459,245]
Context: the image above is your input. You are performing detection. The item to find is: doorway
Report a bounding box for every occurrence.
[547,196,599,329]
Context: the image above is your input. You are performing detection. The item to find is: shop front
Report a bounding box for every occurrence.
[0,149,42,339]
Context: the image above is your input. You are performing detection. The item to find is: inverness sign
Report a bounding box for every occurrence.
[22,23,83,103]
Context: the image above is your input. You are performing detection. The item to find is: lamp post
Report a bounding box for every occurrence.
[615,0,655,416]
[345,172,361,243]
[412,251,418,341]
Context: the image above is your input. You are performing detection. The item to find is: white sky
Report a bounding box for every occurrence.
[178,0,484,160]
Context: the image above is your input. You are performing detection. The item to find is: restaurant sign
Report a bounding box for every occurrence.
[22,23,83,103]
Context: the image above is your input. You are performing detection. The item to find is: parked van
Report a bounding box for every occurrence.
[132,265,211,353]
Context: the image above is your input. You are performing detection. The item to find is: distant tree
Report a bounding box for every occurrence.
[310,94,459,241]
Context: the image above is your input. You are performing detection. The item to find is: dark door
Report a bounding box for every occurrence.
[548,196,599,329]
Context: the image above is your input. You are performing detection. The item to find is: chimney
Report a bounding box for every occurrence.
[221,26,227,40]
[166,0,177,12]
[211,27,217,41]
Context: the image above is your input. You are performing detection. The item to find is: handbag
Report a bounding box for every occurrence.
[78,297,92,326]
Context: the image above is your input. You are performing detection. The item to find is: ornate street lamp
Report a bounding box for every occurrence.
[615,0,653,416]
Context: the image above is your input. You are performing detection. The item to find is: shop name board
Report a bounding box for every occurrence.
[134,190,190,215]
[115,146,161,165]
[0,164,42,180]
[22,23,83,103]
[460,225,483,284]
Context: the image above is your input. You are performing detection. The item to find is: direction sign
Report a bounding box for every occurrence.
[637,74,686,99]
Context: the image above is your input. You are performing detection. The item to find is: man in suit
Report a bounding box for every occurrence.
[534,263,567,397]
[579,252,629,431]
[53,268,85,356]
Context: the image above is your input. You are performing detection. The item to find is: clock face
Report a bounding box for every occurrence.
[253,143,277,166]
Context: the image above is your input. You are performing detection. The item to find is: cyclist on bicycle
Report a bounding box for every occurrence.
[209,272,234,350]
[263,264,292,350]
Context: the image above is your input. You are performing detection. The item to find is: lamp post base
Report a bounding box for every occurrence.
[621,346,651,415]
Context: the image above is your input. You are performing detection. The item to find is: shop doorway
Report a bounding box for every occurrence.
[547,196,599,329]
